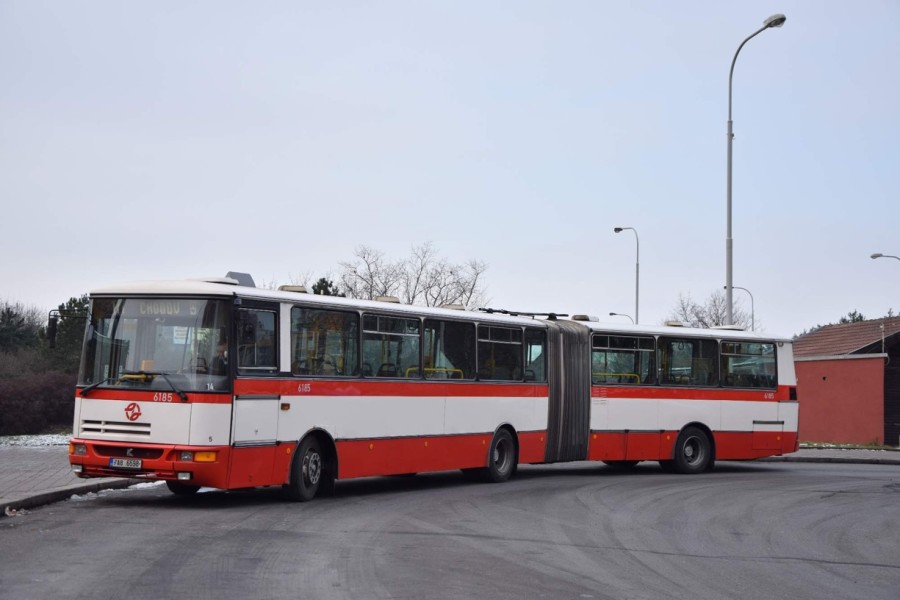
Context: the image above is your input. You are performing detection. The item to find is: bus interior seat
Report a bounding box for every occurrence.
[377,363,398,377]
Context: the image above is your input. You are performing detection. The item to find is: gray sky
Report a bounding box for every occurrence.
[2,1,897,337]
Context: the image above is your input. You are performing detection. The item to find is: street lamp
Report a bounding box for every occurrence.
[871,253,900,262]
[724,285,755,331]
[613,226,639,324]
[609,312,634,324]
[725,13,786,325]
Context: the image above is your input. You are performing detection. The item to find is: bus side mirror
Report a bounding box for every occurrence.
[48,313,58,348]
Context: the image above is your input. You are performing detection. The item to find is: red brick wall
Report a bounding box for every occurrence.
[795,357,885,445]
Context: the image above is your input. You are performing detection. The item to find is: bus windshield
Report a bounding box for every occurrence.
[78,297,232,393]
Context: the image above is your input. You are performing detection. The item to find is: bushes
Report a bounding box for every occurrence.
[0,371,76,435]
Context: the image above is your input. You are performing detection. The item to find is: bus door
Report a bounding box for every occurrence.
[230,304,281,485]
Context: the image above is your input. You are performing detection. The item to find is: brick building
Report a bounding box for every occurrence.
[793,317,900,446]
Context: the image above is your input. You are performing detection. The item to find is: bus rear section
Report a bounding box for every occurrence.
[582,323,798,471]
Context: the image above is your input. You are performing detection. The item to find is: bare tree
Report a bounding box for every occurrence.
[338,243,489,309]
[667,290,752,330]
[339,246,404,300]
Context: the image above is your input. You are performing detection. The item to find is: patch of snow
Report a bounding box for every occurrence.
[129,481,166,491]
[0,434,70,447]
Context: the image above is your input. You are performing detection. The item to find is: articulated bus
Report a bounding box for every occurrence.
[68,275,798,501]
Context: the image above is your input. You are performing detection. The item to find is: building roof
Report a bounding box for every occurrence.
[793,316,900,358]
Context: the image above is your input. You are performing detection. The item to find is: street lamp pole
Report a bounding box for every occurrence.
[725,13,786,325]
[614,226,639,324]
[871,253,900,262]
[609,312,635,324]
[724,285,755,331]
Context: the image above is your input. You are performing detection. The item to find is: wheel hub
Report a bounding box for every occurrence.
[303,451,321,485]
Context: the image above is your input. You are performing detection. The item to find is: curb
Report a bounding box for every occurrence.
[760,456,900,466]
[2,478,138,517]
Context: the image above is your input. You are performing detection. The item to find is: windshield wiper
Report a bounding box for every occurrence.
[120,370,189,402]
[157,372,189,402]
[81,377,117,397]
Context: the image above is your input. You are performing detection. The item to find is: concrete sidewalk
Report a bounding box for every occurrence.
[0,445,137,516]
[2,444,899,516]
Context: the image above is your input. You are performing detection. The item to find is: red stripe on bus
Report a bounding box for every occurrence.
[335,430,547,479]
[591,385,794,402]
[588,430,798,462]
[75,390,233,404]
[235,379,550,397]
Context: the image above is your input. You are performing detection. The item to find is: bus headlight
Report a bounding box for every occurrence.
[179,451,194,461]
[70,443,87,456]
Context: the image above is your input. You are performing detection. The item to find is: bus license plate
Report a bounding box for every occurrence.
[109,458,142,470]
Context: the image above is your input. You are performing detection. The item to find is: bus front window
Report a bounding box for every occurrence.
[78,298,232,393]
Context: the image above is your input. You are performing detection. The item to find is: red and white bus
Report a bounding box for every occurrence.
[69,274,798,500]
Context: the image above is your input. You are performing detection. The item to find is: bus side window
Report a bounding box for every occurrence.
[290,306,359,377]
[592,334,654,385]
[362,315,421,378]
[477,326,523,381]
[423,319,475,380]
[236,308,278,372]
[524,328,546,382]
[721,341,776,389]
[658,337,717,387]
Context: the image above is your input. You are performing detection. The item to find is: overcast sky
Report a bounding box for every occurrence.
[1,1,897,337]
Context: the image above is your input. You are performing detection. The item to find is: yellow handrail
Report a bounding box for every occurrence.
[592,372,641,383]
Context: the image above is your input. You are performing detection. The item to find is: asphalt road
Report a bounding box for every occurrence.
[1,461,898,600]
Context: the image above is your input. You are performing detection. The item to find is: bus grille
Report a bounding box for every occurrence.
[81,420,151,437]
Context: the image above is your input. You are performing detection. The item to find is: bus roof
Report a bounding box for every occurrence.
[88,278,552,328]
[89,278,792,342]
[571,319,791,343]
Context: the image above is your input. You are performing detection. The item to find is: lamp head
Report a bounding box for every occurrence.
[871,253,884,259]
[764,14,786,28]
[614,227,623,233]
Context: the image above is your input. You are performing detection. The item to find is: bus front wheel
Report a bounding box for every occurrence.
[671,426,712,474]
[286,436,329,501]
[166,480,200,496]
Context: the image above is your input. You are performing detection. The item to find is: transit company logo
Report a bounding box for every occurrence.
[125,402,142,422]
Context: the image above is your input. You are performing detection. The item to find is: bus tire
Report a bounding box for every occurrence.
[483,429,517,483]
[286,436,327,502]
[166,480,200,496]
[672,426,712,474]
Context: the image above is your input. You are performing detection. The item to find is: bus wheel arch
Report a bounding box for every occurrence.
[666,423,715,474]
[285,429,337,501]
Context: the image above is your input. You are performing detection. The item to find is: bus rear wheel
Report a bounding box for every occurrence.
[671,426,712,474]
[483,429,517,483]
[166,480,200,495]
[286,436,329,502]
